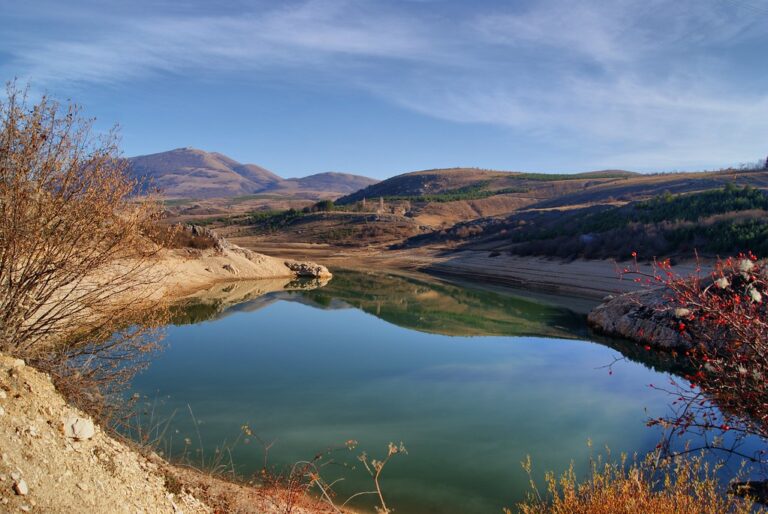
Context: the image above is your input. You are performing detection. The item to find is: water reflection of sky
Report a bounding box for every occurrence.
[130,285,758,513]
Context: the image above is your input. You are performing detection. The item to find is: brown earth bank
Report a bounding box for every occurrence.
[227,239,702,302]
[0,353,347,513]
[150,226,333,299]
[586,277,728,353]
[587,288,690,350]
[0,228,342,513]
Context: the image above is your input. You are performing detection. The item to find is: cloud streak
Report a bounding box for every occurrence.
[1,0,439,85]
[1,0,766,170]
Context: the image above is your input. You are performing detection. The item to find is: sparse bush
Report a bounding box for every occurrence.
[517,451,761,514]
[313,199,335,212]
[149,224,217,250]
[627,255,768,467]
[0,83,167,411]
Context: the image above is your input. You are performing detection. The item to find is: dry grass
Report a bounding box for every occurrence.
[516,450,764,514]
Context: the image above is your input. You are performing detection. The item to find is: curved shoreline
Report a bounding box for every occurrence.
[229,241,703,302]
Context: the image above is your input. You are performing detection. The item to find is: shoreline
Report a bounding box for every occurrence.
[151,244,333,300]
[7,237,702,513]
[0,239,341,513]
[227,240,702,302]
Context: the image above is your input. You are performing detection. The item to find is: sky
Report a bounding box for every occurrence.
[1,0,767,179]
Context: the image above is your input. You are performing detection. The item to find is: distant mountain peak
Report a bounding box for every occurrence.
[127,148,377,199]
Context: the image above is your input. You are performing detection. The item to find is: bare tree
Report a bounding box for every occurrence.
[0,83,167,384]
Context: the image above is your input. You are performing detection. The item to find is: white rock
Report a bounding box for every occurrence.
[0,407,4,417]
[0,390,6,398]
[13,478,28,495]
[739,259,755,273]
[63,416,95,440]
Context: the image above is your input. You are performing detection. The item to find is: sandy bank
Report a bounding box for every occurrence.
[0,353,345,513]
[154,245,331,298]
[230,240,700,302]
[0,353,208,513]
[423,251,701,301]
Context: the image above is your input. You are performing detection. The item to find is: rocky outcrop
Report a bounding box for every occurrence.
[185,224,231,252]
[284,260,332,279]
[176,225,333,283]
[588,288,693,350]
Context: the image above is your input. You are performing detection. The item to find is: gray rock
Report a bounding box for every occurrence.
[588,288,692,350]
[184,224,230,252]
[13,478,28,496]
[284,261,332,278]
[63,415,96,440]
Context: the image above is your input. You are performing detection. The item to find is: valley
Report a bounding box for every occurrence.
[138,150,768,300]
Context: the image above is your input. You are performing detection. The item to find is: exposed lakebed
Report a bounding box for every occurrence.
[127,270,737,513]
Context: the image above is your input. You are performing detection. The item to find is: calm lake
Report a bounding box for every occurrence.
[127,270,716,513]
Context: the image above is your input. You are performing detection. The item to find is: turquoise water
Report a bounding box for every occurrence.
[128,270,693,513]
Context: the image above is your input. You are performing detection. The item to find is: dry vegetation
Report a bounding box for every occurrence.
[0,84,175,419]
[0,83,402,513]
[4,80,767,512]
[517,451,763,514]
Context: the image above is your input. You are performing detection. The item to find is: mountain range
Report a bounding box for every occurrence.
[127,148,378,199]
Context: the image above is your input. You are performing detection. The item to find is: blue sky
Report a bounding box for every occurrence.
[1,0,767,179]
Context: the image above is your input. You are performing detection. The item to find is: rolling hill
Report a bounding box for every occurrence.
[336,167,638,204]
[127,148,378,199]
[214,164,768,253]
[401,172,768,260]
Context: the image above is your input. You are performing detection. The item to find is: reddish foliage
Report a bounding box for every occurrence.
[626,253,768,465]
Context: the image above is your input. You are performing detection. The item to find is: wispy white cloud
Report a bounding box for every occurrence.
[370,0,768,170]
[1,0,438,85]
[1,0,766,170]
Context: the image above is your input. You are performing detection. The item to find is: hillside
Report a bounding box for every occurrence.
[174,164,768,259]
[336,167,638,204]
[404,181,768,260]
[127,148,378,199]
[273,172,378,195]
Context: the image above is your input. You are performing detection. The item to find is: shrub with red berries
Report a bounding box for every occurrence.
[628,253,768,462]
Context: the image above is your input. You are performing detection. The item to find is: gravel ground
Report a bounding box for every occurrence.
[0,353,208,513]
